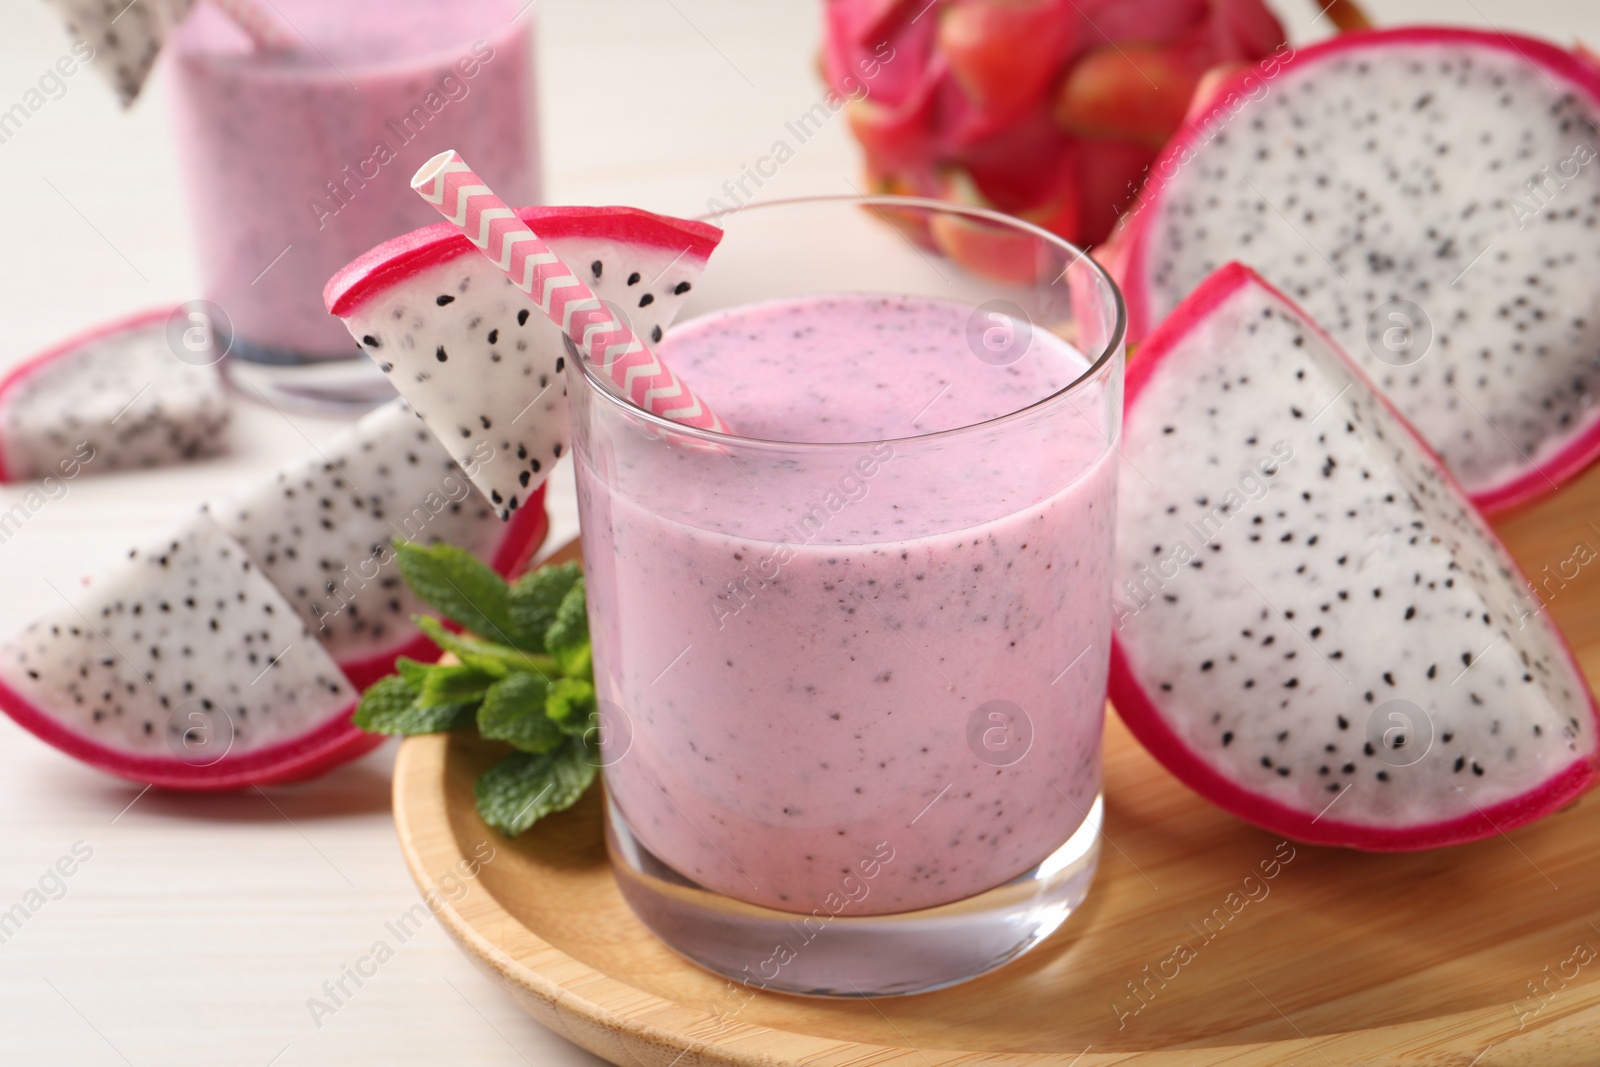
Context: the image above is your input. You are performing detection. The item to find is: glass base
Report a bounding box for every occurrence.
[606,792,1103,997]
[224,345,395,412]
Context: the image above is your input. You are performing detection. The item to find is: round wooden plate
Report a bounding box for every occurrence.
[393,487,1600,1066]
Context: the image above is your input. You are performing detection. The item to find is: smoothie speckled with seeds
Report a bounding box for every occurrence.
[169,0,539,359]
[578,293,1115,915]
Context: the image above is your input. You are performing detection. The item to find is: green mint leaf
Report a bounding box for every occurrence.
[545,676,597,736]
[474,739,597,835]
[508,563,582,653]
[355,675,475,735]
[420,663,498,707]
[394,539,519,645]
[415,616,555,677]
[544,580,591,677]
[394,657,433,689]
[477,672,563,753]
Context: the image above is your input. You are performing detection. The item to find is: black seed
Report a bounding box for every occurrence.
[627,271,641,285]
[436,346,448,362]
[517,309,530,326]
[591,259,603,278]
[361,335,379,348]
[639,293,655,308]
[436,294,455,306]
[674,280,691,295]
[651,325,663,343]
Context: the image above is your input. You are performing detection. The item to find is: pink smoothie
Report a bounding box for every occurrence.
[169,0,540,359]
[578,293,1115,915]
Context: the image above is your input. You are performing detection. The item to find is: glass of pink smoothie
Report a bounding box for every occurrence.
[168,0,540,406]
[570,196,1125,996]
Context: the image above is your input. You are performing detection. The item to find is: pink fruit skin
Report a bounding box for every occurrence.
[325,205,723,318]
[0,675,380,791]
[0,308,186,483]
[1113,26,1600,516]
[1109,262,1600,851]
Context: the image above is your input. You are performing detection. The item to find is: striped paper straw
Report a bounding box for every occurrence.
[209,0,297,49]
[410,150,730,434]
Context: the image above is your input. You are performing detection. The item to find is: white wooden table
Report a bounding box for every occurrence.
[0,1,1595,1062]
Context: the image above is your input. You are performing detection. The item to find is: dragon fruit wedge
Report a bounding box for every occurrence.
[325,206,723,520]
[0,513,369,790]
[210,398,546,690]
[1110,263,1600,850]
[1114,27,1600,514]
[0,308,229,483]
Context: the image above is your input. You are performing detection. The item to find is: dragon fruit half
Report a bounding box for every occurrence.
[0,308,229,483]
[1114,27,1600,513]
[822,0,1289,249]
[325,205,722,520]
[1111,263,1600,849]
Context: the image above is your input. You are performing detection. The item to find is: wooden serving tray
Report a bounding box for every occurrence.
[393,485,1600,1065]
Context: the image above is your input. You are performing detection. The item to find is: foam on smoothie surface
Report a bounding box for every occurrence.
[658,293,1084,443]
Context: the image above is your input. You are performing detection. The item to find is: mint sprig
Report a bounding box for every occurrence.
[355,541,598,835]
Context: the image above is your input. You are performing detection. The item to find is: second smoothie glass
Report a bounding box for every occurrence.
[168,0,541,407]
[571,196,1125,997]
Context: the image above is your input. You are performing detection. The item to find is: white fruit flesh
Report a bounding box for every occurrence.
[211,400,502,664]
[1116,271,1596,832]
[0,513,352,758]
[1137,39,1600,499]
[0,317,229,481]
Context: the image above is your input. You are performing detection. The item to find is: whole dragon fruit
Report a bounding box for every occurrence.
[823,0,1292,248]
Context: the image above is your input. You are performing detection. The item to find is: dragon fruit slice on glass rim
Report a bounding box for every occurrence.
[324,205,723,521]
[210,398,546,691]
[1110,262,1600,850]
[0,308,230,483]
[0,513,366,790]
[1112,26,1600,513]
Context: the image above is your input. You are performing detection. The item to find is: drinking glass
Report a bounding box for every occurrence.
[569,195,1124,996]
[168,0,541,407]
